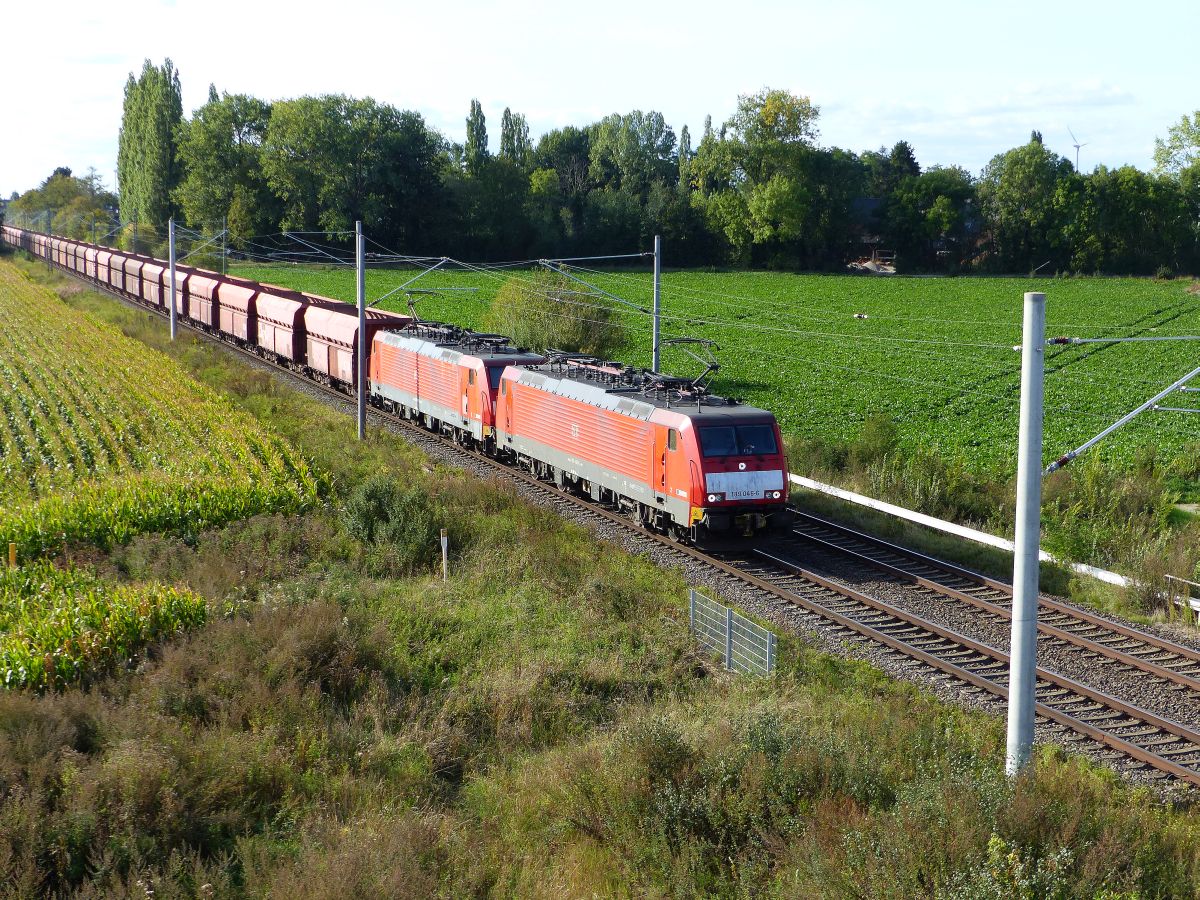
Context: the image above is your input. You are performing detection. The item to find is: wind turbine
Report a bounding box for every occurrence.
[1068,126,1089,172]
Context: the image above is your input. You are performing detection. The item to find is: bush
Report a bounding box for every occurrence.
[850,413,900,469]
[342,475,441,574]
[484,270,625,358]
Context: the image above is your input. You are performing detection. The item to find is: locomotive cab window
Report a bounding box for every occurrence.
[487,366,504,390]
[668,429,678,451]
[697,424,778,457]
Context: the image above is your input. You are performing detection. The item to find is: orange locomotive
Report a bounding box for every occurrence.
[369,323,546,449]
[497,355,791,541]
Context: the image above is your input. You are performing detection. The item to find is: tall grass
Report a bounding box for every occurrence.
[6,256,1200,897]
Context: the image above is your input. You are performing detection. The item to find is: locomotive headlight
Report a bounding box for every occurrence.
[771,491,781,499]
[706,493,722,503]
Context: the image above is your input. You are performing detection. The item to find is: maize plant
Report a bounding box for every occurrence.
[0,261,320,558]
[0,561,205,690]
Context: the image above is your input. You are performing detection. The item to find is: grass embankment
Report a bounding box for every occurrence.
[234,262,1200,613]
[0,259,1197,896]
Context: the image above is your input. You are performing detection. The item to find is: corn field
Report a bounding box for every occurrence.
[0,260,320,557]
[0,561,205,689]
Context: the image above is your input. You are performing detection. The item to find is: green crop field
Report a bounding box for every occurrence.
[0,259,320,558]
[234,263,1200,476]
[0,561,205,689]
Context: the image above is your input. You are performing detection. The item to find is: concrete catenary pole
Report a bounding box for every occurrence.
[1006,291,1046,777]
[221,215,227,276]
[651,234,662,373]
[169,218,177,341]
[356,220,366,441]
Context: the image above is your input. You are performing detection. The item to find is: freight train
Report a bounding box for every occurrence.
[1,226,792,542]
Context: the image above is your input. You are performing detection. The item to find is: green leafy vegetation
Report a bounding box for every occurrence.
[0,258,320,559]
[484,269,623,356]
[4,272,1200,896]
[231,263,1200,475]
[0,561,204,690]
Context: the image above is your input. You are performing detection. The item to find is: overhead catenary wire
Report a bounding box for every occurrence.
[568,261,1200,335]
[216,246,1198,420]
[21,221,1196,445]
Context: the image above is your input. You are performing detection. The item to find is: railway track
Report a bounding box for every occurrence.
[54,265,1200,789]
[789,511,1200,692]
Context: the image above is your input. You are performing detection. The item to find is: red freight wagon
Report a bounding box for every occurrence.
[123,256,145,300]
[187,270,222,329]
[168,268,190,320]
[107,252,127,293]
[142,260,165,307]
[217,280,258,343]
[370,326,545,443]
[96,249,112,285]
[255,287,307,362]
[497,357,791,540]
[305,301,411,388]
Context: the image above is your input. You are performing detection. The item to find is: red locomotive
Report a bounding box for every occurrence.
[498,355,790,541]
[2,225,791,541]
[369,322,546,449]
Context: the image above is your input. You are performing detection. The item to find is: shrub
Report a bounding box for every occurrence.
[342,475,441,574]
[484,270,625,358]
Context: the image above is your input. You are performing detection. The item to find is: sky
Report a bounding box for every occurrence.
[2,0,1197,199]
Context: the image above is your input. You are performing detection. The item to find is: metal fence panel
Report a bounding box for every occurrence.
[689,589,776,675]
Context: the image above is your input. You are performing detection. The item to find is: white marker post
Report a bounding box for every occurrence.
[651,234,662,373]
[1006,291,1046,777]
[169,218,177,341]
[440,528,449,582]
[356,220,366,441]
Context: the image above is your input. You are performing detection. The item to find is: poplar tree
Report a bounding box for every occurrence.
[499,107,532,170]
[117,59,183,229]
[678,124,692,186]
[465,99,489,176]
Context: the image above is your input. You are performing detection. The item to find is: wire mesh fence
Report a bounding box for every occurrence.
[689,589,776,675]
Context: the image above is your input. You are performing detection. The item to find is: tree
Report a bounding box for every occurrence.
[499,108,532,170]
[10,168,116,238]
[725,87,820,186]
[465,99,489,176]
[588,111,676,196]
[1061,165,1194,274]
[977,137,1074,272]
[117,58,183,228]
[728,88,820,147]
[262,95,448,250]
[533,126,591,197]
[174,90,276,244]
[1154,111,1200,177]
[884,166,976,270]
[484,270,623,357]
[677,124,692,187]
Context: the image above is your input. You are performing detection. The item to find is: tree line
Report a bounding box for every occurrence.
[9,59,1200,275]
